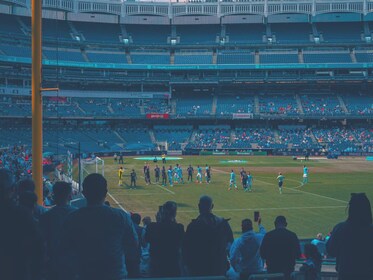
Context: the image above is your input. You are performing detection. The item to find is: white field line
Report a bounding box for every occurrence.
[139,175,176,195]
[212,168,348,204]
[107,192,127,212]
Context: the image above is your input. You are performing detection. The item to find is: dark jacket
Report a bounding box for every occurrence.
[183,213,234,276]
[326,221,373,280]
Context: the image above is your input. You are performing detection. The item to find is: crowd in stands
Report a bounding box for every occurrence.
[300,95,345,116]
[0,145,32,180]
[259,95,299,115]
[226,128,277,150]
[1,168,373,280]
[186,127,230,149]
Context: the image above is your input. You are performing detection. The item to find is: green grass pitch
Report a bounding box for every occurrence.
[81,155,373,238]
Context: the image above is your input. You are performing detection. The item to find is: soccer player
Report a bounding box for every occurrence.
[277,172,285,194]
[145,166,151,185]
[118,153,124,164]
[246,171,253,192]
[167,166,174,187]
[161,166,167,186]
[240,168,247,190]
[228,169,238,191]
[196,165,203,184]
[154,165,160,183]
[187,164,194,182]
[118,166,124,186]
[174,164,180,184]
[130,169,137,189]
[206,165,211,184]
[113,153,117,163]
[162,153,166,164]
[302,165,309,185]
[178,164,184,184]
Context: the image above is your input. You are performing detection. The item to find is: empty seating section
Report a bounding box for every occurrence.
[109,99,141,116]
[42,19,72,40]
[217,50,255,64]
[143,99,171,114]
[227,128,276,149]
[43,98,82,117]
[0,14,23,35]
[117,127,154,151]
[216,95,254,115]
[259,94,299,115]
[187,125,230,149]
[277,128,320,150]
[125,25,170,45]
[174,53,212,64]
[43,49,85,62]
[355,51,373,63]
[77,98,111,116]
[131,53,169,64]
[300,94,344,116]
[0,96,29,116]
[271,23,311,43]
[259,52,298,64]
[226,24,265,44]
[317,22,362,42]
[343,94,373,115]
[74,22,121,43]
[177,25,219,44]
[154,125,192,150]
[0,45,30,58]
[176,96,212,116]
[87,52,127,63]
[303,51,351,63]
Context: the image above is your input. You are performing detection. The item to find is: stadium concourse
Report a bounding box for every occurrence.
[1,0,373,279]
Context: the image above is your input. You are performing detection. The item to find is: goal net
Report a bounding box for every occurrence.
[80,156,105,182]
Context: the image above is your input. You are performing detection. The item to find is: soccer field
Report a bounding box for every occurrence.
[82,156,373,238]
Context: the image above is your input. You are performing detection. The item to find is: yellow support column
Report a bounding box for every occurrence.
[32,0,43,205]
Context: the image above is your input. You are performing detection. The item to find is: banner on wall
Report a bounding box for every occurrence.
[146,113,169,119]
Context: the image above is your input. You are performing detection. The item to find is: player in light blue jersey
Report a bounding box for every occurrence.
[246,171,254,192]
[228,169,238,191]
[174,164,180,184]
[277,172,285,194]
[302,165,309,185]
[167,166,174,187]
[196,165,203,184]
[178,164,184,184]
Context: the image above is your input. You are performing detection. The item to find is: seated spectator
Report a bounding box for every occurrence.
[39,181,77,279]
[230,217,266,280]
[59,173,139,280]
[144,201,184,278]
[260,216,301,280]
[0,168,44,280]
[326,193,373,279]
[18,191,38,220]
[183,195,234,277]
[299,243,322,280]
[311,233,326,258]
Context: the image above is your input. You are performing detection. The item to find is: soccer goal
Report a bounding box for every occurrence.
[80,156,105,182]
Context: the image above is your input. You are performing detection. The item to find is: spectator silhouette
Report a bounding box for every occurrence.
[39,181,77,279]
[230,217,266,280]
[144,201,184,278]
[183,195,234,276]
[299,243,322,280]
[59,173,139,280]
[326,193,373,280]
[0,168,44,280]
[260,216,301,280]
[129,213,143,278]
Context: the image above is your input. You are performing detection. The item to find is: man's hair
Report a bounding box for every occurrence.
[142,216,151,226]
[18,178,36,193]
[82,173,107,204]
[199,195,213,214]
[0,168,15,200]
[162,201,177,221]
[19,191,37,210]
[274,215,287,227]
[316,233,323,240]
[53,181,72,204]
[131,213,141,225]
[242,218,253,232]
[348,193,372,226]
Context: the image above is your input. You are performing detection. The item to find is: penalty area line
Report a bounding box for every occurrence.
[140,175,176,195]
[107,192,127,212]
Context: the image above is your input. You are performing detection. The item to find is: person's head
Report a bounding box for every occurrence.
[161,201,177,222]
[131,213,141,225]
[279,172,282,175]
[248,171,250,175]
[0,168,15,202]
[304,165,306,168]
[53,181,72,206]
[104,201,111,207]
[132,169,135,172]
[19,191,37,213]
[316,233,323,240]
[17,178,36,193]
[231,169,234,173]
[189,164,191,167]
[348,193,372,226]
[120,167,123,170]
[198,195,213,214]
[82,173,107,205]
[241,218,253,233]
[274,215,287,229]
[142,216,151,227]
[304,243,321,262]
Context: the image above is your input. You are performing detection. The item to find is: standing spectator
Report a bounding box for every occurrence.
[326,193,373,280]
[230,217,266,280]
[183,195,234,276]
[260,216,301,280]
[144,201,184,278]
[130,213,143,278]
[39,181,77,279]
[59,173,139,280]
[0,168,44,280]
[299,244,322,280]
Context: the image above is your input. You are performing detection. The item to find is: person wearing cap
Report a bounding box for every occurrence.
[260,215,301,280]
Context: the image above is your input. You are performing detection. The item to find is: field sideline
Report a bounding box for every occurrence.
[80,155,373,238]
